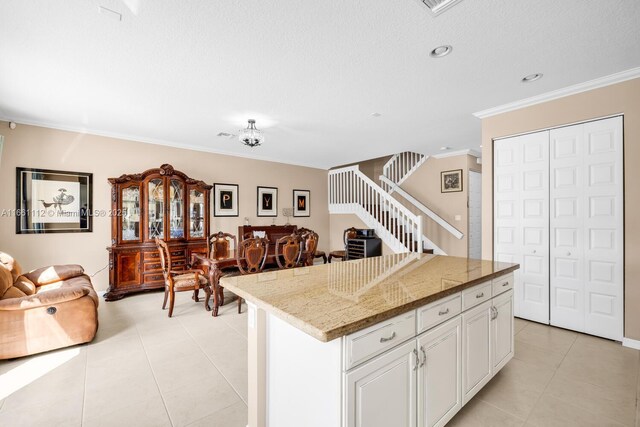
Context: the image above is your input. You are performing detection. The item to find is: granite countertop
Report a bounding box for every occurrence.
[220,253,519,342]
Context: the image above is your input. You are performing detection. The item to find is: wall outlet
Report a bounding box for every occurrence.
[454,215,462,221]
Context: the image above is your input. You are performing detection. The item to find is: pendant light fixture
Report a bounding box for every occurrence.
[239,119,264,147]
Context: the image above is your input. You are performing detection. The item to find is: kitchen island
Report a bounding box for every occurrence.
[221,253,519,427]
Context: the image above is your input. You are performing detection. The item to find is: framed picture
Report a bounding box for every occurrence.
[16,167,93,234]
[257,186,278,217]
[213,183,239,217]
[441,169,463,193]
[293,189,310,217]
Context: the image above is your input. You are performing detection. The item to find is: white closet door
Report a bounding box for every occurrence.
[550,116,623,340]
[494,132,549,323]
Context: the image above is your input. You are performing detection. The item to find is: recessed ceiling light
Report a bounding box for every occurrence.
[522,73,543,83]
[440,146,450,151]
[430,45,452,58]
[371,112,382,117]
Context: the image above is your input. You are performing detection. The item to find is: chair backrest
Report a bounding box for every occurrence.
[276,234,302,269]
[155,238,171,282]
[300,231,319,266]
[343,227,358,246]
[237,237,269,274]
[208,231,237,260]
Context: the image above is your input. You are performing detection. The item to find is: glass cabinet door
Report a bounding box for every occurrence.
[148,178,164,239]
[169,179,185,239]
[121,186,141,241]
[189,188,205,238]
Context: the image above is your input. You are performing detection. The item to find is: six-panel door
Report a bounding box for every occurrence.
[345,340,417,427]
[493,133,550,323]
[417,316,462,427]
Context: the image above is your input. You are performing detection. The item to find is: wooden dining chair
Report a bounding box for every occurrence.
[296,227,327,264]
[328,227,357,262]
[207,231,238,307]
[156,238,210,317]
[275,234,302,269]
[235,237,269,313]
[300,230,319,266]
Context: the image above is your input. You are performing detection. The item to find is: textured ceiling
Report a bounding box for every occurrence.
[1,0,639,169]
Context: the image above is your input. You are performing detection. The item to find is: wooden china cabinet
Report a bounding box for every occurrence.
[105,164,212,301]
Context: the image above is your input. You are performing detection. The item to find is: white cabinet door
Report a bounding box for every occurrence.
[345,340,417,427]
[492,290,514,372]
[550,116,624,340]
[461,300,492,404]
[417,317,462,427]
[494,133,549,323]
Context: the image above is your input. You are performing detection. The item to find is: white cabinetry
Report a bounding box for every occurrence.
[461,300,492,404]
[345,340,417,427]
[493,116,623,341]
[417,317,462,427]
[345,275,515,427]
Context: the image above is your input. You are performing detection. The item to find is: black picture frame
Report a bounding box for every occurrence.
[257,186,278,217]
[213,183,239,217]
[441,169,463,193]
[15,167,93,234]
[293,189,310,217]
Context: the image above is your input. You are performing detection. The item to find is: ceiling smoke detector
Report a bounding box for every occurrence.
[421,0,464,16]
[522,73,543,83]
[430,45,452,58]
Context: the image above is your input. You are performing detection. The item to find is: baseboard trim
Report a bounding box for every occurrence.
[622,337,640,350]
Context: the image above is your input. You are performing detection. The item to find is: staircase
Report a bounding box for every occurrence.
[381,152,427,193]
[328,166,440,253]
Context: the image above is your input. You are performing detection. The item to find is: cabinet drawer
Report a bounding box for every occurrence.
[492,273,513,296]
[462,281,492,311]
[417,293,461,333]
[144,251,161,261]
[344,311,416,370]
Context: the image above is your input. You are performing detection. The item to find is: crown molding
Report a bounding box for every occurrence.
[0,116,326,170]
[473,67,640,119]
[432,148,481,159]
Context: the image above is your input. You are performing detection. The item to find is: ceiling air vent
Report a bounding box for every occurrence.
[421,0,464,16]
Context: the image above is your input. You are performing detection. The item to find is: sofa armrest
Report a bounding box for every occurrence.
[0,286,90,311]
[24,265,85,286]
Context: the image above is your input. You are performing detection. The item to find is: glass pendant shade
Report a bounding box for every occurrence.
[239,119,264,147]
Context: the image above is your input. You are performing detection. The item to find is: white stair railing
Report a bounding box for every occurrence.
[329,166,423,253]
[379,175,464,240]
[381,152,427,193]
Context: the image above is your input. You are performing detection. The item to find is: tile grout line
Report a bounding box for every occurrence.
[81,345,88,427]
[179,315,248,405]
[521,332,578,425]
[520,333,629,427]
[136,321,175,427]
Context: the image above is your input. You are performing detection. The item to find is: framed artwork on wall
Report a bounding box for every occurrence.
[257,186,278,217]
[213,183,239,217]
[293,189,310,217]
[441,169,463,193]
[15,167,93,234]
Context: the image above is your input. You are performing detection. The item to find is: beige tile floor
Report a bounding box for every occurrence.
[0,291,638,427]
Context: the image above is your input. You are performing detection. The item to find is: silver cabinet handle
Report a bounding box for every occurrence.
[413,348,419,371]
[533,249,537,254]
[567,251,571,256]
[438,308,450,316]
[476,292,484,298]
[502,281,509,287]
[419,346,427,368]
[490,306,498,320]
[380,332,396,343]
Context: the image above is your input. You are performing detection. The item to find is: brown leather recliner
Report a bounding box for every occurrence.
[0,252,99,359]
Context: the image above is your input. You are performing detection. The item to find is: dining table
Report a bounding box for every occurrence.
[190,251,279,316]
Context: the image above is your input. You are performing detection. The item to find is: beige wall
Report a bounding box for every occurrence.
[0,122,329,291]
[480,77,640,340]
[400,155,480,257]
